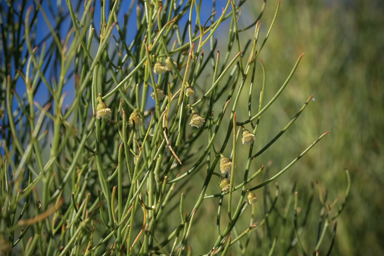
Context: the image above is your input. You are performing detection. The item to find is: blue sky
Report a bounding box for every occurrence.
[0,0,258,157]
[5,0,237,107]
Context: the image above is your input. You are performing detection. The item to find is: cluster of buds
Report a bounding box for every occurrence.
[185,86,194,97]
[153,62,166,74]
[151,87,165,100]
[247,192,257,204]
[242,129,256,145]
[189,112,205,128]
[220,156,232,174]
[219,177,230,191]
[153,57,177,74]
[95,94,112,120]
[165,57,177,71]
[128,109,143,127]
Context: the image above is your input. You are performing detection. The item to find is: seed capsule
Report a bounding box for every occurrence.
[151,87,165,100]
[189,112,205,128]
[185,86,194,97]
[219,178,230,191]
[247,192,257,204]
[242,129,255,145]
[154,62,166,74]
[220,156,232,174]
[95,95,112,120]
[128,109,143,127]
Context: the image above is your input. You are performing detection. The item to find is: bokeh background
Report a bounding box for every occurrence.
[236,0,384,255]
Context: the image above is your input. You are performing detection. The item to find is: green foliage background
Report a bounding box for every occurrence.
[234,0,384,255]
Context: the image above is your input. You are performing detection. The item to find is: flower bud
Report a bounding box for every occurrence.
[154,62,166,74]
[95,95,112,120]
[0,108,4,118]
[189,112,205,128]
[219,178,230,191]
[242,129,255,145]
[165,57,177,71]
[185,86,194,97]
[151,87,165,100]
[247,192,257,204]
[128,109,143,127]
[220,156,232,174]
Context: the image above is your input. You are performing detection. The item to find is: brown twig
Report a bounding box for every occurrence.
[162,108,182,165]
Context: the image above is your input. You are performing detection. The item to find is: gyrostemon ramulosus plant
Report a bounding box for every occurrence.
[0,0,350,255]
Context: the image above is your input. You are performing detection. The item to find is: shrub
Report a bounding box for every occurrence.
[0,0,350,255]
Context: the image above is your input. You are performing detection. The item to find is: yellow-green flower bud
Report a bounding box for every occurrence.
[154,62,166,74]
[242,129,255,145]
[220,156,232,174]
[189,112,205,128]
[128,109,143,127]
[151,87,165,100]
[219,178,230,191]
[247,192,257,204]
[165,57,177,71]
[0,108,4,118]
[95,95,112,120]
[185,86,194,97]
